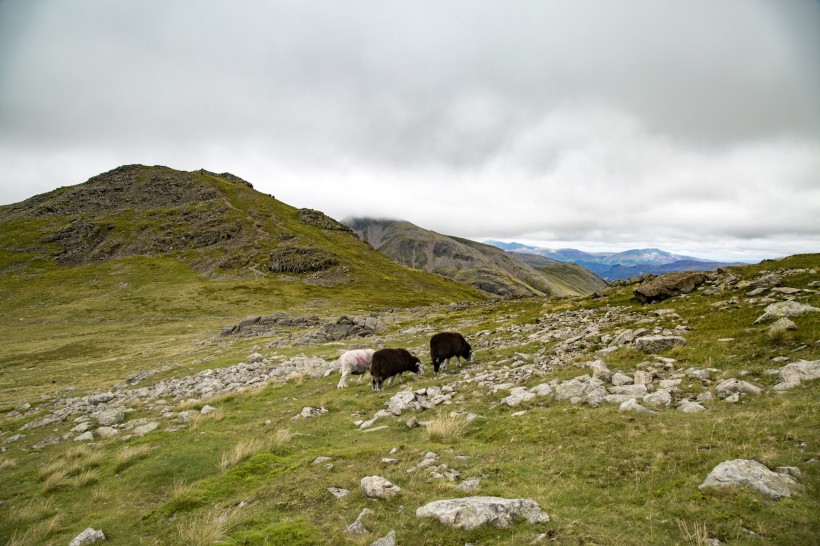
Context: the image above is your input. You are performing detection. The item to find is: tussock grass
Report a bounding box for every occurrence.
[677,519,710,545]
[5,515,62,546]
[42,470,68,492]
[0,457,17,469]
[114,445,152,472]
[8,497,56,523]
[270,428,293,451]
[175,506,240,546]
[74,468,100,488]
[767,323,793,345]
[220,438,269,470]
[424,413,469,442]
[286,371,307,384]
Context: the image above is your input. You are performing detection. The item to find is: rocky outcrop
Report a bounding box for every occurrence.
[699,459,802,500]
[773,360,820,391]
[269,246,338,273]
[753,300,819,324]
[416,496,549,530]
[297,208,353,232]
[633,271,707,303]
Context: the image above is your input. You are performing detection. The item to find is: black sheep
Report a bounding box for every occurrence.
[370,348,424,391]
[430,332,473,374]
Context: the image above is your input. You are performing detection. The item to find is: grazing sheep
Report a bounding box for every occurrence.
[430,332,473,374]
[370,348,424,391]
[337,349,375,389]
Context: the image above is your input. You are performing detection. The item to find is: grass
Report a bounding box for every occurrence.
[0,253,817,544]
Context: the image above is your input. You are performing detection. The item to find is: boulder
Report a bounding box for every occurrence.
[714,379,762,397]
[699,459,802,500]
[554,375,608,407]
[344,508,373,535]
[69,528,106,546]
[619,398,657,415]
[773,360,820,391]
[633,272,707,303]
[643,390,673,408]
[635,335,687,354]
[754,301,818,324]
[500,387,536,407]
[370,530,397,546]
[361,476,401,499]
[416,496,549,530]
[678,401,706,413]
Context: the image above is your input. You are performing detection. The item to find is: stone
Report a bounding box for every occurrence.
[634,370,654,386]
[416,496,549,530]
[529,384,553,397]
[328,487,349,499]
[611,372,633,386]
[608,384,648,397]
[312,456,332,465]
[753,301,818,324]
[132,422,158,436]
[74,431,94,442]
[699,459,802,500]
[715,379,762,397]
[72,422,94,433]
[773,360,820,391]
[554,375,608,407]
[633,271,707,303]
[200,405,217,414]
[69,527,106,546]
[361,476,401,498]
[458,478,481,491]
[635,335,687,354]
[2,434,24,445]
[500,387,536,407]
[406,416,419,428]
[769,317,797,332]
[95,426,119,438]
[678,401,706,413]
[643,390,672,408]
[345,508,373,535]
[619,398,657,415]
[294,406,328,419]
[370,530,397,546]
[92,408,125,427]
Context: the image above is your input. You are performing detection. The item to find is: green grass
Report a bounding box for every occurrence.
[0,248,818,544]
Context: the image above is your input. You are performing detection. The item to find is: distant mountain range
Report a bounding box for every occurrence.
[485,241,745,281]
[346,218,606,298]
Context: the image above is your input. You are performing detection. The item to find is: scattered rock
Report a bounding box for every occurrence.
[458,478,481,491]
[345,508,373,535]
[294,406,328,420]
[132,422,158,436]
[643,390,673,408]
[678,401,706,413]
[500,387,536,407]
[370,530,397,546]
[361,476,401,499]
[74,431,94,442]
[753,301,818,324]
[699,459,802,500]
[773,360,820,391]
[416,496,550,530]
[635,335,687,354]
[619,398,657,415]
[554,375,607,407]
[69,527,106,546]
[715,379,762,398]
[328,487,349,499]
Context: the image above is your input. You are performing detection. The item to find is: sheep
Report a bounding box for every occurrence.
[430,332,473,374]
[336,348,375,389]
[370,348,424,391]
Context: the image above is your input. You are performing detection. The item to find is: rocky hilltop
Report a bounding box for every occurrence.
[347,217,606,298]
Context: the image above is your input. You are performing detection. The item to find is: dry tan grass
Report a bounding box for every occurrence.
[0,456,17,470]
[677,519,710,545]
[169,479,195,502]
[114,445,152,471]
[270,428,293,451]
[220,438,269,470]
[9,497,56,523]
[424,414,469,442]
[42,470,68,492]
[286,371,307,384]
[6,515,62,546]
[75,468,100,488]
[189,408,225,430]
[175,506,240,546]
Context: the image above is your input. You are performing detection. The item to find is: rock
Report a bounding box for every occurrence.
[608,384,649,397]
[72,422,94,433]
[294,406,328,419]
[387,390,420,415]
[633,271,707,303]
[754,301,818,324]
[678,401,706,413]
[529,384,553,397]
[619,398,657,415]
[132,422,158,436]
[458,478,481,491]
[312,456,332,465]
[2,434,24,445]
[643,390,672,408]
[611,372,633,386]
[699,459,802,500]
[361,476,401,499]
[635,335,687,354]
[74,431,94,442]
[345,508,373,535]
[95,426,119,438]
[370,530,397,546]
[634,370,654,386]
[416,496,550,530]
[406,416,419,429]
[69,527,106,546]
[769,317,797,333]
[776,466,803,480]
[715,379,762,397]
[500,387,536,407]
[328,487,349,499]
[773,360,820,391]
[725,393,740,403]
[554,375,608,407]
[588,359,612,381]
[200,405,217,414]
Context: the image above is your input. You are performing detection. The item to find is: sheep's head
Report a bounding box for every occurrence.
[413,359,424,375]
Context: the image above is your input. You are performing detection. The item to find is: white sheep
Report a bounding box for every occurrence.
[336,349,376,389]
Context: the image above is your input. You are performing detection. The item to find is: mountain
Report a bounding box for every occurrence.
[0,165,484,318]
[485,241,744,281]
[346,218,606,297]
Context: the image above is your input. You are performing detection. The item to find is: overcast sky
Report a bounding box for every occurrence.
[1,1,818,262]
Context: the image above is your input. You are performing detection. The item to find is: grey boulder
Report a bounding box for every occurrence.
[416,496,549,530]
[699,459,802,500]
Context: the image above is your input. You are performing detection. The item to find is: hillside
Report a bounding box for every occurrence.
[347,218,605,298]
[0,249,818,545]
[0,165,484,321]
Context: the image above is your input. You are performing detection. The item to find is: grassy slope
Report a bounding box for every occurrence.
[0,226,818,545]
